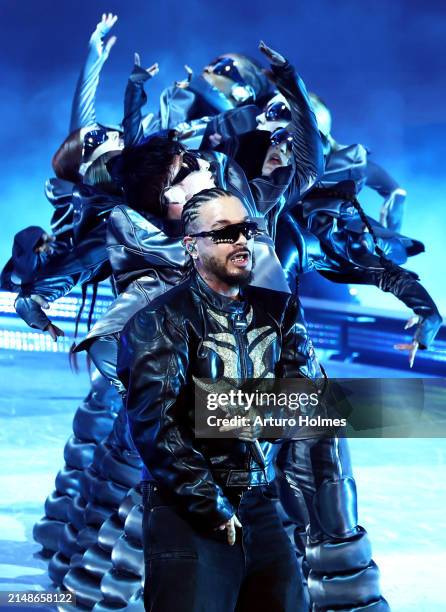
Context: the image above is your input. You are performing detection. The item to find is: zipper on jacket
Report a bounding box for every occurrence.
[232,311,263,473]
[232,312,249,381]
[232,312,250,471]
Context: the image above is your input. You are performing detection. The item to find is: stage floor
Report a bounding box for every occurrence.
[0,351,445,611]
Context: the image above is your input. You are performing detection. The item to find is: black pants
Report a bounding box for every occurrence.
[141,482,306,612]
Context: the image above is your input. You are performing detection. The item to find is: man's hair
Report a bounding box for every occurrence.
[181,188,233,235]
[107,135,184,217]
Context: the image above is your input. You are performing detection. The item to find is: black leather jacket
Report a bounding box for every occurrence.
[118,272,320,528]
[1,180,120,331]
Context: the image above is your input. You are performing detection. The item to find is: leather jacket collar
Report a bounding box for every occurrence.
[194,272,248,315]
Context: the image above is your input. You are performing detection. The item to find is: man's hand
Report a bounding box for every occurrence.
[91,13,118,58]
[394,316,420,367]
[217,515,242,545]
[30,294,50,309]
[134,53,159,78]
[258,40,287,66]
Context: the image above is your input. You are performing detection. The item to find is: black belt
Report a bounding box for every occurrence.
[141,464,275,501]
[212,464,275,487]
[141,480,275,512]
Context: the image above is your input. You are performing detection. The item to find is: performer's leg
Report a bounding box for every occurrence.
[141,482,243,612]
[276,211,331,287]
[35,365,119,584]
[236,484,308,612]
[62,335,141,607]
[278,438,390,611]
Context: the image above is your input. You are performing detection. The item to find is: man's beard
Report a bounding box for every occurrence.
[201,251,255,288]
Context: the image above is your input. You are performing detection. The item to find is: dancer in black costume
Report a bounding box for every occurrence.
[123,49,274,148]
[61,42,325,609]
[0,13,126,580]
[305,93,407,233]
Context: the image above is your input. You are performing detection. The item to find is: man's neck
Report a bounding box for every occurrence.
[196,269,240,300]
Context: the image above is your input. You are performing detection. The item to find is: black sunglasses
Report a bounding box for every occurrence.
[265,101,291,123]
[171,151,201,185]
[188,221,259,244]
[83,128,109,160]
[208,57,245,85]
[270,128,293,151]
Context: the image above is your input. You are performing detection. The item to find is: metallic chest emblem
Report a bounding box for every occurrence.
[200,306,277,380]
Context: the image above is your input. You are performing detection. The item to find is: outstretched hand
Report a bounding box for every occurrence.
[134,53,159,78]
[258,40,287,66]
[394,316,420,368]
[92,13,118,58]
[96,12,118,36]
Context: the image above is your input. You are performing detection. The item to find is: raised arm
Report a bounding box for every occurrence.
[123,53,160,147]
[259,41,324,198]
[69,13,118,133]
[247,43,324,221]
[118,306,235,528]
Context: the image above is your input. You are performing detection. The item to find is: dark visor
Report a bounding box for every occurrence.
[188,221,259,244]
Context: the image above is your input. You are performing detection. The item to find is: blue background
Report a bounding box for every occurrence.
[1,0,445,311]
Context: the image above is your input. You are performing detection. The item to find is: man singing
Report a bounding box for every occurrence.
[118,188,320,611]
